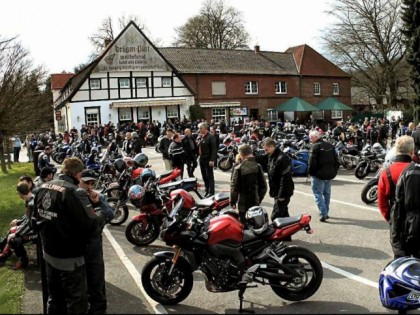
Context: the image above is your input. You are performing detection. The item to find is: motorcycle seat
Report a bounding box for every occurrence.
[183,177,197,185]
[273,215,303,229]
[158,170,173,179]
[195,196,215,208]
[214,192,229,202]
[242,227,275,243]
[159,180,183,191]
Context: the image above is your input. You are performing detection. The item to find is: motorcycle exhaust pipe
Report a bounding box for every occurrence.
[256,270,294,281]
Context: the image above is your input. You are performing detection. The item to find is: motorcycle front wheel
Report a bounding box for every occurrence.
[141,257,193,305]
[355,162,369,179]
[107,197,129,226]
[125,219,160,246]
[269,246,323,302]
[217,156,233,172]
[361,179,378,204]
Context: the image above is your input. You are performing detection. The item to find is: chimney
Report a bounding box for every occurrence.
[104,38,112,47]
[254,45,260,54]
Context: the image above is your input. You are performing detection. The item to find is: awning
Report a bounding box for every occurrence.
[111,99,186,108]
[199,102,240,108]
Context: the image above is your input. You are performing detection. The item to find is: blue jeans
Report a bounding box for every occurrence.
[311,177,332,217]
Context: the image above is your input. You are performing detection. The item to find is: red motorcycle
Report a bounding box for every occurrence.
[125,185,230,246]
[141,192,323,312]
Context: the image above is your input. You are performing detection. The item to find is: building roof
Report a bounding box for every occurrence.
[160,47,299,75]
[286,44,350,77]
[51,73,74,90]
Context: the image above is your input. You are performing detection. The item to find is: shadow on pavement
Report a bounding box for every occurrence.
[106,281,151,314]
[325,216,389,231]
[132,244,169,257]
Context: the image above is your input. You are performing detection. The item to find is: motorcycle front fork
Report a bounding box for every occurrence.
[168,247,182,276]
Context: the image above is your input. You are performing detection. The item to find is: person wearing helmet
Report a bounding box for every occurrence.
[378,136,413,223]
[230,144,267,224]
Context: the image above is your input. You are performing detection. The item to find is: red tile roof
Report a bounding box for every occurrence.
[286,44,350,77]
[51,73,74,90]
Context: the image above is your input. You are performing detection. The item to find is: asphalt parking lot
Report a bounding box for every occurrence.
[20,146,420,314]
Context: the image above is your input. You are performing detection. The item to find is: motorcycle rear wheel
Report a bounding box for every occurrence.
[125,220,160,246]
[141,257,193,305]
[107,197,129,226]
[218,156,233,172]
[361,179,378,204]
[355,163,369,180]
[269,247,323,302]
[53,153,65,165]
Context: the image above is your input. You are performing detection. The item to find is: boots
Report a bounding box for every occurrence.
[0,245,11,261]
[12,256,29,270]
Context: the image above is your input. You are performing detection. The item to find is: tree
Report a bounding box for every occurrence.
[401,0,420,123]
[174,0,250,49]
[322,0,408,109]
[0,35,51,173]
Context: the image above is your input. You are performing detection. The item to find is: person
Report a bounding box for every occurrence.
[262,138,294,231]
[35,166,55,187]
[38,146,56,173]
[159,128,174,171]
[0,182,36,269]
[308,130,340,222]
[130,131,142,156]
[122,132,132,157]
[378,136,413,222]
[390,149,420,259]
[78,169,114,314]
[412,123,420,154]
[182,128,198,177]
[10,135,22,163]
[332,121,345,142]
[81,132,92,155]
[197,122,217,197]
[230,144,267,224]
[32,157,103,314]
[377,120,389,149]
[168,133,185,178]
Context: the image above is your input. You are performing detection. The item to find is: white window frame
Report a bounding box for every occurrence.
[266,109,278,122]
[245,81,258,94]
[312,110,324,120]
[136,78,148,88]
[331,110,343,119]
[119,108,132,121]
[212,81,226,96]
[90,79,101,90]
[333,83,340,95]
[119,78,130,89]
[212,108,226,123]
[314,82,321,95]
[275,81,287,94]
[137,108,149,119]
[85,107,100,126]
[162,77,172,88]
[167,107,178,118]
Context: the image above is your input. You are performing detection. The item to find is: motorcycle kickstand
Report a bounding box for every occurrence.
[238,282,257,314]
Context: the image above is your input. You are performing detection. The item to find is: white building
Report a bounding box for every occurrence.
[52,21,194,133]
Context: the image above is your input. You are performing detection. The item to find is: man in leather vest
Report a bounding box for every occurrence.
[197,122,217,197]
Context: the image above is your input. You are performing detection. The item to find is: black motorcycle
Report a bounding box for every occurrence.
[354,150,384,180]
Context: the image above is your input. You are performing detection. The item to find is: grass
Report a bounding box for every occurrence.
[0,163,35,314]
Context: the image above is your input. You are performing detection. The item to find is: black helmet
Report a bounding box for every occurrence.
[133,153,149,167]
[245,206,269,235]
[114,158,126,172]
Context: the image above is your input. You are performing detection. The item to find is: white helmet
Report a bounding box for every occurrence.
[245,206,269,235]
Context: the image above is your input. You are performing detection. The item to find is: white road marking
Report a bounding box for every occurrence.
[103,227,168,315]
[321,261,379,289]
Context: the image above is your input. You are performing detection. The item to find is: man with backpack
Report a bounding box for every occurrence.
[378,136,414,222]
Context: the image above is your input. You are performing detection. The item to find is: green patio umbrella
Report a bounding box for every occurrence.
[275,97,318,112]
[315,97,352,111]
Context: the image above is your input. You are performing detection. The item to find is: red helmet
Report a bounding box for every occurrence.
[170,189,195,209]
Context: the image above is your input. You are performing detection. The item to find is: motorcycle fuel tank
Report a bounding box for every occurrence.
[207,214,243,245]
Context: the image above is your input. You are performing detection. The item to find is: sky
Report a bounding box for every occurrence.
[0,0,335,75]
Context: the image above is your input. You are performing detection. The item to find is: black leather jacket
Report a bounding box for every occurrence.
[197,132,217,162]
[267,147,294,199]
[309,139,339,180]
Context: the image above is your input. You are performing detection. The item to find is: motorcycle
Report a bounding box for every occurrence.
[51,142,72,164]
[217,142,238,172]
[335,141,360,170]
[354,151,385,180]
[125,180,228,246]
[283,147,310,177]
[360,167,381,204]
[141,194,323,312]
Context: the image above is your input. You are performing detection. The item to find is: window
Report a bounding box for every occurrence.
[275,81,287,94]
[162,77,172,88]
[90,79,101,90]
[331,110,343,119]
[266,109,278,122]
[212,82,226,95]
[314,82,321,95]
[85,107,100,125]
[119,108,132,121]
[137,108,149,119]
[312,111,324,120]
[119,78,130,89]
[245,81,258,94]
[136,78,148,88]
[167,107,178,118]
[212,108,226,123]
[333,83,340,95]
